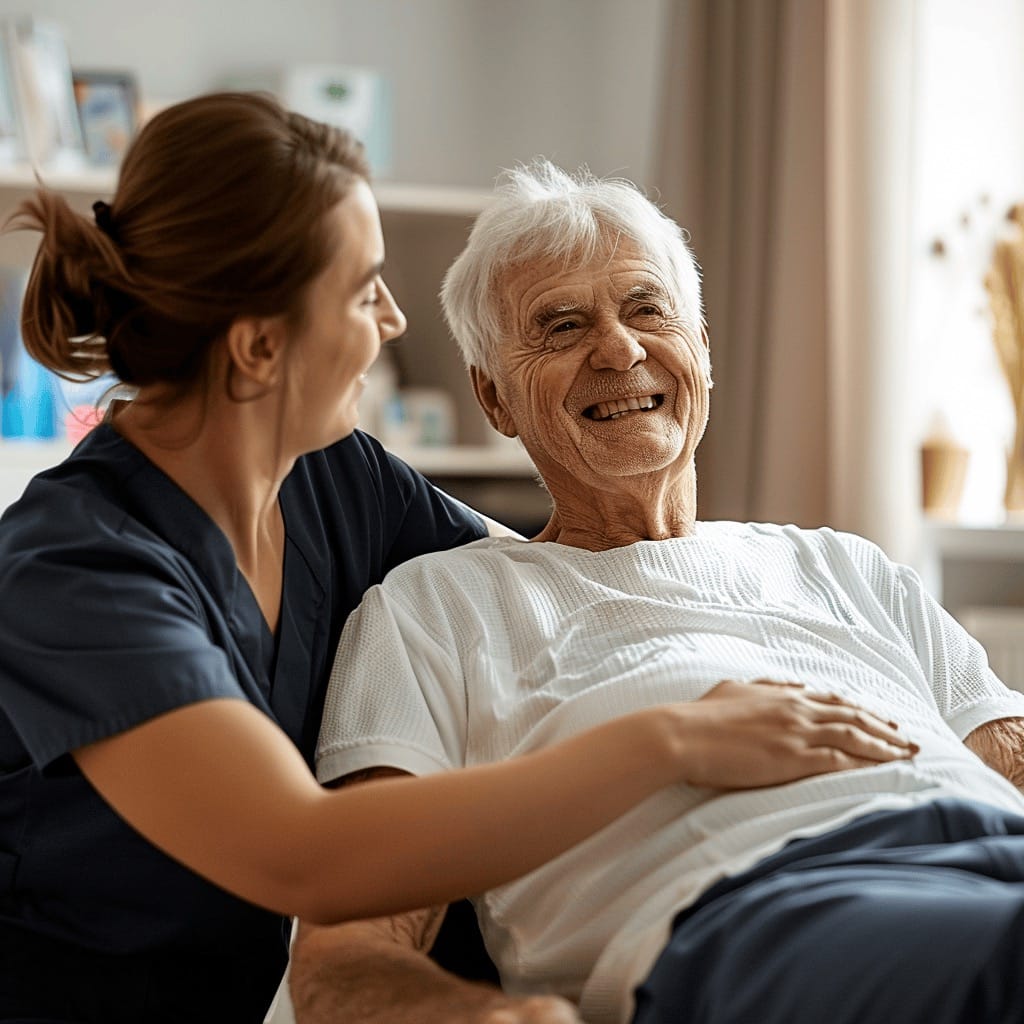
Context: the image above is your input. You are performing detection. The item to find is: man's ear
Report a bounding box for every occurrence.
[225,317,285,388]
[470,365,518,438]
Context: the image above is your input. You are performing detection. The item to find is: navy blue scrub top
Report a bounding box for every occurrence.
[0,423,485,1022]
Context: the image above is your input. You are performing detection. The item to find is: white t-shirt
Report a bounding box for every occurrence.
[317,522,1024,1024]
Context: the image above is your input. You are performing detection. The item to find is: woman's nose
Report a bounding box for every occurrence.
[378,280,407,342]
[588,322,646,371]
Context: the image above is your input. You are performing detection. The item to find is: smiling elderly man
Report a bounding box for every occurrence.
[290,160,1024,1024]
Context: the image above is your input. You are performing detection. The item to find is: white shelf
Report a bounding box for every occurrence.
[921,521,1024,560]
[387,443,535,477]
[0,437,536,513]
[374,182,491,217]
[0,438,73,512]
[0,162,491,217]
[0,163,116,193]
[0,437,75,465]
[918,521,1024,628]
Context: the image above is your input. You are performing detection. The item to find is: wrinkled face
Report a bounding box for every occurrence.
[481,242,710,488]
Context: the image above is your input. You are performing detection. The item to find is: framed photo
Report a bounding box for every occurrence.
[72,70,138,165]
[280,65,392,175]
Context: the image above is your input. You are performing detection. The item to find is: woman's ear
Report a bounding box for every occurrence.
[224,317,285,390]
[470,365,518,438]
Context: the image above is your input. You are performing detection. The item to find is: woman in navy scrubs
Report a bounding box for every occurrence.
[0,92,736,1022]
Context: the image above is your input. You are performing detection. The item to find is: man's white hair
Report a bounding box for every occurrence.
[440,158,707,378]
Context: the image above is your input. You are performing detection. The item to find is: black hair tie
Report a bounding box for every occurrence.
[92,200,117,241]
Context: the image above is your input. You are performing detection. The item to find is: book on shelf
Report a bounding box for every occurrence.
[0,21,21,164]
[0,16,86,173]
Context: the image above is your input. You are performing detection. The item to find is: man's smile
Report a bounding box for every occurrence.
[583,394,665,421]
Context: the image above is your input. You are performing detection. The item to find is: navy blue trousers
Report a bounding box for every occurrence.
[633,799,1024,1024]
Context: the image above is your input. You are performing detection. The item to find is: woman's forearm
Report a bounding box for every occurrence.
[73,681,914,924]
[293,705,684,922]
[73,697,685,924]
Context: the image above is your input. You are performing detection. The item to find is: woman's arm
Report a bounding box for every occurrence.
[73,680,914,925]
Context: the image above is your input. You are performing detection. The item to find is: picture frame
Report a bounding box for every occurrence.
[280,65,392,176]
[72,70,139,166]
[221,63,392,175]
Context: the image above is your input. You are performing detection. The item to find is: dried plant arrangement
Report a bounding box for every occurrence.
[984,204,1024,514]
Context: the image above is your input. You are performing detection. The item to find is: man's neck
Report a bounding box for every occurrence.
[535,463,698,551]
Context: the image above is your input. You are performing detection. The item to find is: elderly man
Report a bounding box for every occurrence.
[290,160,1024,1024]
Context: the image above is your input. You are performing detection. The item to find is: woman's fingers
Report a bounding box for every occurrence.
[751,680,910,743]
[748,678,805,690]
[690,678,921,789]
[801,745,918,778]
[805,700,913,748]
[808,721,919,763]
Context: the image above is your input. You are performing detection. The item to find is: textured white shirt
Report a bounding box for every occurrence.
[317,522,1024,1024]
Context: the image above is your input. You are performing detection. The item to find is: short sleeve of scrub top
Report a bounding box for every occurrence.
[0,472,248,771]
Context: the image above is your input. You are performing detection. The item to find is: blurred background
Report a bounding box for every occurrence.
[0,0,1023,644]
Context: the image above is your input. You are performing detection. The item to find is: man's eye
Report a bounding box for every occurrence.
[544,319,583,350]
[633,304,663,318]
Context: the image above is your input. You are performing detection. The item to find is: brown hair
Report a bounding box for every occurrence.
[8,92,370,387]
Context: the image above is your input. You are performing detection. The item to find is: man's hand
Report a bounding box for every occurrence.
[482,996,582,1023]
[965,717,1024,788]
[675,678,919,789]
[289,765,584,1023]
[291,915,583,1023]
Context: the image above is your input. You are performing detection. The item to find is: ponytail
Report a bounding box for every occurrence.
[9,190,131,382]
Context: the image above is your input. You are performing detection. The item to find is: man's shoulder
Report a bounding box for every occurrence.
[700,521,892,574]
[379,535,533,587]
[710,519,876,551]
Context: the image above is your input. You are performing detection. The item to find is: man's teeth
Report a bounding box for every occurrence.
[588,395,659,421]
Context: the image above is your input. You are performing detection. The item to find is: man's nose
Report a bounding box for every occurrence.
[588,322,647,371]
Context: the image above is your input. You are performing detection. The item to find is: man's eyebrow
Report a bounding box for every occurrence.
[532,299,588,328]
[623,282,670,302]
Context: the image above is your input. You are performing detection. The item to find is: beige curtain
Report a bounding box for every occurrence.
[654,0,919,562]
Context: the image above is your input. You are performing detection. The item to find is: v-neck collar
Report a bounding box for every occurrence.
[84,425,241,605]
[76,426,327,725]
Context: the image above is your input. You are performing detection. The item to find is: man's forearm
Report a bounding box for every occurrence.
[965,717,1024,788]
[290,916,504,1023]
[290,916,581,1024]
[289,768,510,1023]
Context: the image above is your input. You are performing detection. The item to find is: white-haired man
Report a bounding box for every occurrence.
[290,160,1024,1024]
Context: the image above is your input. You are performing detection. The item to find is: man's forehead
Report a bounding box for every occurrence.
[507,255,672,309]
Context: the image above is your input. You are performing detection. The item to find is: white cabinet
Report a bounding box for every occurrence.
[919,522,1024,690]
[0,166,550,528]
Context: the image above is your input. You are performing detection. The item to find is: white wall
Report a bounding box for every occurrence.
[907,0,1024,524]
[0,0,669,186]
